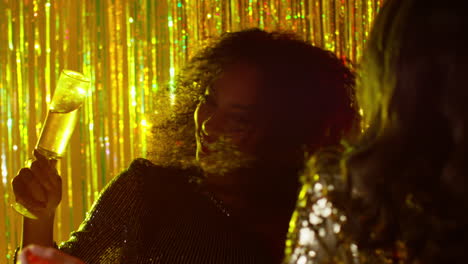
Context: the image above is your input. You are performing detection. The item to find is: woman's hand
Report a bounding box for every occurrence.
[18,245,85,264]
[12,150,62,219]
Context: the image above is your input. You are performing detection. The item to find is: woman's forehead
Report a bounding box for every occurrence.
[211,65,263,105]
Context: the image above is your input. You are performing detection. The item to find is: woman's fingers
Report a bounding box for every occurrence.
[29,161,53,192]
[27,150,62,201]
[32,150,59,191]
[12,169,47,205]
[33,149,47,162]
[12,152,62,219]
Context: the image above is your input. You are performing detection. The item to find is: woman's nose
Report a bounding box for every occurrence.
[201,115,222,142]
[201,116,211,136]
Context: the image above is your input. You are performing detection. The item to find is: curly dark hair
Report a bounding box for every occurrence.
[148,28,358,169]
[341,0,468,262]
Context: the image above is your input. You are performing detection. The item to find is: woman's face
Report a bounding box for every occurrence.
[194,63,266,173]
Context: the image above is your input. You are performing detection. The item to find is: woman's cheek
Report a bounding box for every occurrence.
[230,130,255,153]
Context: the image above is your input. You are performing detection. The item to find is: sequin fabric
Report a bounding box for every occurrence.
[58,158,273,263]
[283,154,395,264]
[283,159,358,264]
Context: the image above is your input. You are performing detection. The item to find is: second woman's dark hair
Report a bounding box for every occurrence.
[343,0,468,262]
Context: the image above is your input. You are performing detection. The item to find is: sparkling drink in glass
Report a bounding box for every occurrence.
[35,70,90,159]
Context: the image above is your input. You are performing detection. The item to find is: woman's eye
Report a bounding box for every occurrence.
[227,116,252,131]
[233,117,250,124]
[198,97,217,113]
[202,95,217,106]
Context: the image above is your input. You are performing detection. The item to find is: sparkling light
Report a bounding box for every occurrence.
[297,256,307,264]
[299,227,315,245]
[1,154,7,186]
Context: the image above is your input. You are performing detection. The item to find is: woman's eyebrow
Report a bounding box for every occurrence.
[230,104,256,112]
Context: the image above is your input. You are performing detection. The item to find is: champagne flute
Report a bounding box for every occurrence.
[13,70,90,218]
[35,70,90,158]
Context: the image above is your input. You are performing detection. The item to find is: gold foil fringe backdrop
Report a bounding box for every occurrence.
[0,0,383,261]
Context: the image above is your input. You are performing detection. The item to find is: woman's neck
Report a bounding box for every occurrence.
[202,165,300,261]
[202,165,300,212]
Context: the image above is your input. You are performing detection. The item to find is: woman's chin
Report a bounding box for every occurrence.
[199,158,229,175]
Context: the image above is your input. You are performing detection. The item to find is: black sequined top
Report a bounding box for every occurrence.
[58,158,273,263]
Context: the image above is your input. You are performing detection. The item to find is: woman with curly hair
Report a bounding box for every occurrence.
[14,28,357,263]
[284,0,468,263]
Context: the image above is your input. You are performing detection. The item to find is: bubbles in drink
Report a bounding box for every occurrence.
[49,70,89,113]
[35,70,90,159]
[36,108,80,159]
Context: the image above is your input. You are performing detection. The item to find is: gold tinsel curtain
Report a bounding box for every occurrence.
[0,0,383,261]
